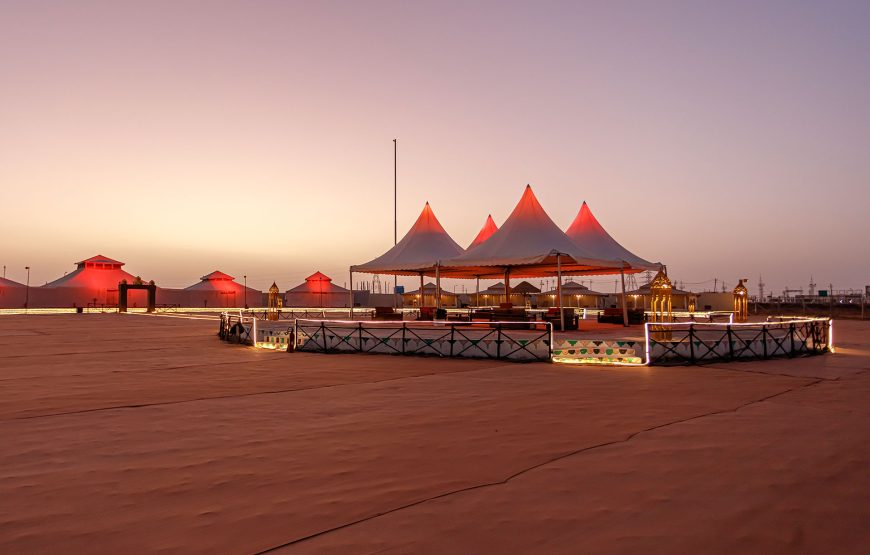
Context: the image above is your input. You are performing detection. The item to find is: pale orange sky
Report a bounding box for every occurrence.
[1,1,868,294]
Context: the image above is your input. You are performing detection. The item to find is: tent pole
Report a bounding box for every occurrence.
[476,276,480,307]
[557,255,565,332]
[620,267,629,327]
[435,263,441,310]
[349,268,354,320]
[419,272,424,307]
[504,268,511,307]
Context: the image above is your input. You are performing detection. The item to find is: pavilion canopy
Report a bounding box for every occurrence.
[351,202,464,276]
[286,271,349,295]
[468,215,498,249]
[436,186,628,279]
[0,277,25,288]
[566,202,658,270]
[541,280,607,297]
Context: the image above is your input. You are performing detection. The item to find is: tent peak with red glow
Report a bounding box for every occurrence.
[468,214,498,249]
[351,202,464,275]
[566,202,658,270]
[199,270,235,282]
[305,271,332,282]
[76,254,124,267]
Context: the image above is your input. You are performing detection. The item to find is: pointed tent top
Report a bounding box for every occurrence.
[269,282,280,293]
[200,270,235,281]
[468,214,498,249]
[566,202,658,269]
[351,202,465,275]
[305,271,332,282]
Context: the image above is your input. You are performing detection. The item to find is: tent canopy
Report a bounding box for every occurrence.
[482,281,541,295]
[351,202,464,276]
[541,280,607,296]
[0,277,25,288]
[567,202,658,270]
[436,186,628,279]
[186,270,258,294]
[468,215,498,249]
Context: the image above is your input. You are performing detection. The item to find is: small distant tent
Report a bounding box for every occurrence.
[285,272,350,308]
[540,280,607,308]
[477,281,540,306]
[468,215,498,249]
[401,282,459,308]
[185,271,262,308]
[622,281,698,311]
[566,202,658,269]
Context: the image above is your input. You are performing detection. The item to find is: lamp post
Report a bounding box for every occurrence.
[24,266,30,311]
[393,138,398,307]
[243,275,247,309]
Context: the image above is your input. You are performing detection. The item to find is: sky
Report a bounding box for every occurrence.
[1,0,868,295]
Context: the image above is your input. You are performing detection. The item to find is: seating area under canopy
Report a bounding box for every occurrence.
[350,185,661,326]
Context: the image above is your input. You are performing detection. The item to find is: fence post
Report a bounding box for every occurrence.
[688,323,695,364]
[320,321,327,352]
[401,322,406,354]
[496,324,502,359]
[789,323,796,356]
[358,322,363,353]
[727,324,734,360]
[762,326,768,358]
[449,324,455,357]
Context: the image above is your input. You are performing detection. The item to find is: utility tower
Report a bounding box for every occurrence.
[758,275,765,301]
[808,276,816,296]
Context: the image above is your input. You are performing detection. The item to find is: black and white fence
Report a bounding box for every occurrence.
[644,317,832,365]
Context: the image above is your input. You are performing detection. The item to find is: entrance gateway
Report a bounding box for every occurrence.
[118,279,157,312]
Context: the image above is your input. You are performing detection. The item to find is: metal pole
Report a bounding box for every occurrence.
[504,268,511,306]
[393,138,398,309]
[620,267,629,327]
[243,275,247,309]
[476,276,480,307]
[557,255,564,331]
[435,263,441,310]
[348,268,354,320]
[419,272,424,307]
[24,266,30,311]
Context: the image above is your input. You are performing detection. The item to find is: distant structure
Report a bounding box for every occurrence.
[184,271,262,308]
[733,279,749,322]
[285,272,350,308]
[42,255,141,307]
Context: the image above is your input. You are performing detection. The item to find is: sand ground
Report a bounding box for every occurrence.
[0,314,867,554]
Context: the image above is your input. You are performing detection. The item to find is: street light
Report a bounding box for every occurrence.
[243,275,247,309]
[24,266,30,311]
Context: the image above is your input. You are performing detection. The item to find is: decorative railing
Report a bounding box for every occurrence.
[644,317,832,365]
[294,319,553,362]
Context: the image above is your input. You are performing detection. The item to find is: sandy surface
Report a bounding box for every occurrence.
[0,314,867,554]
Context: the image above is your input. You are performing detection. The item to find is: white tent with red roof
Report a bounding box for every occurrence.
[184,271,262,308]
[285,271,350,308]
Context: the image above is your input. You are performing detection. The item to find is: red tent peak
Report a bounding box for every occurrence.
[411,202,448,234]
[468,214,499,249]
[567,202,607,236]
[76,254,124,267]
[305,271,332,282]
[508,184,550,222]
[200,270,235,281]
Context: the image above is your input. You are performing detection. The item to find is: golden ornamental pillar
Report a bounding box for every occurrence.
[733,279,749,323]
[268,282,281,321]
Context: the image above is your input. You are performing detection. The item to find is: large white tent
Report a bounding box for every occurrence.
[350,202,464,308]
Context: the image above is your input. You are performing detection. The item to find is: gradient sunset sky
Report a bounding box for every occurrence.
[2,1,868,294]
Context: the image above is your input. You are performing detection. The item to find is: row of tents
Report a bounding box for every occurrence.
[0,256,352,309]
[350,185,661,317]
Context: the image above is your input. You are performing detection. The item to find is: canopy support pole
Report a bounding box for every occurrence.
[435,263,441,310]
[476,277,480,307]
[419,273,424,307]
[349,268,354,320]
[620,267,629,327]
[504,268,511,306]
[557,255,565,331]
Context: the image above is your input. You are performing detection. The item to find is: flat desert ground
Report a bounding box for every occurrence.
[1,314,868,554]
